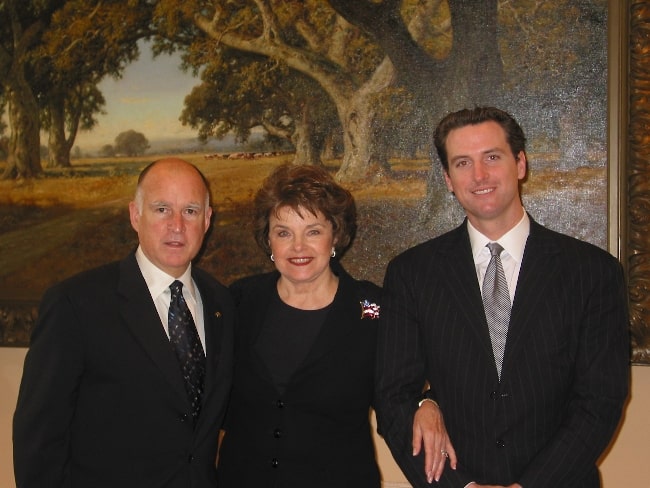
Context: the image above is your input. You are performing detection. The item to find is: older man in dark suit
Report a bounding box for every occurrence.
[375,107,629,488]
[13,158,234,488]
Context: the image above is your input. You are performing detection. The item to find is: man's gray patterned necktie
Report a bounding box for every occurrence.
[168,280,205,422]
[482,242,511,379]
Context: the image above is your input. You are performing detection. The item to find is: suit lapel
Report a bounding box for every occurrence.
[238,272,281,387]
[439,224,497,366]
[190,270,223,432]
[117,254,188,403]
[501,221,562,376]
[193,271,227,404]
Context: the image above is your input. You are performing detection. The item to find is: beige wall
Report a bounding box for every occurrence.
[1,347,648,488]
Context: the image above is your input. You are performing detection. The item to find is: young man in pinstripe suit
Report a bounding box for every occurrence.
[375,107,629,488]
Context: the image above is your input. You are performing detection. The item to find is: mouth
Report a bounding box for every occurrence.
[165,240,185,248]
[288,257,313,265]
[472,187,495,195]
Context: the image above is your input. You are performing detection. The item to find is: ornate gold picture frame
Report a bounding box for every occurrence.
[623,1,650,365]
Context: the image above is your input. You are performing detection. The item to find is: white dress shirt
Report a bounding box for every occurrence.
[468,211,531,303]
[135,246,207,352]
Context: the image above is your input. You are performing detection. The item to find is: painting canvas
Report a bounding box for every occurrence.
[1,0,645,362]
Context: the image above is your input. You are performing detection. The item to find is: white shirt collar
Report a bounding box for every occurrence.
[468,211,530,264]
[134,246,196,303]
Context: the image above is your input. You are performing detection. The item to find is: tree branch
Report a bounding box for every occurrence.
[326,0,438,90]
[253,0,283,43]
[194,9,355,103]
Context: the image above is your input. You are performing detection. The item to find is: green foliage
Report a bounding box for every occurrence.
[155,0,387,161]
[400,0,451,60]
[181,48,338,148]
[1,0,157,177]
[114,130,150,157]
[99,144,116,158]
[498,0,606,95]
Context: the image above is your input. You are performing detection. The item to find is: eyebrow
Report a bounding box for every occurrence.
[148,201,203,209]
[271,221,326,230]
[450,147,505,161]
[482,147,506,155]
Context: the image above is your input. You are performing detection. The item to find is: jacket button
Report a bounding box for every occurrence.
[188,454,194,462]
[496,439,505,448]
[276,400,284,408]
[271,458,279,468]
[273,428,282,438]
[490,391,498,400]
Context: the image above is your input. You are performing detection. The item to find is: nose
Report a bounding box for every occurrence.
[291,235,304,250]
[473,161,488,181]
[168,212,185,233]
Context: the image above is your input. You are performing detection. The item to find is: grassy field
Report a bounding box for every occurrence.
[0,154,429,302]
[0,153,605,302]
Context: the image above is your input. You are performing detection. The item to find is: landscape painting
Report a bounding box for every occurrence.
[3,0,644,362]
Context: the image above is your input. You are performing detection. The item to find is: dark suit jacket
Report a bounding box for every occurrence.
[375,219,629,488]
[13,253,234,488]
[216,261,381,488]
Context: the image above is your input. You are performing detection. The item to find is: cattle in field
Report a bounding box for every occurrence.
[204,150,291,160]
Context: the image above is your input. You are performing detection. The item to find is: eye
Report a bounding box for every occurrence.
[277,230,290,238]
[308,229,321,236]
[155,206,169,214]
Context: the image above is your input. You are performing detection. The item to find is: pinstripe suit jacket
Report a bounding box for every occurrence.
[375,219,629,488]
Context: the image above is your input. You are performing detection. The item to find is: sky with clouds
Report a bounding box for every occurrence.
[74,42,201,151]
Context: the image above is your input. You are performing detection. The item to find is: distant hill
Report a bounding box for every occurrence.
[79,132,270,157]
[147,133,264,154]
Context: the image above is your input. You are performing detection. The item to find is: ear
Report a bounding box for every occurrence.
[443,171,454,193]
[128,201,140,232]
[203,206,213,233]
[516,151,527,180]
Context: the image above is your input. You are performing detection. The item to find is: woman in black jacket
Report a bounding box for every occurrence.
[216,164,381,488]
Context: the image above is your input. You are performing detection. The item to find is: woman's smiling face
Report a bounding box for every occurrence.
[268,205,335,287]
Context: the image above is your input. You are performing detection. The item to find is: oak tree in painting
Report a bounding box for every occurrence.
[1,0,606,185]
[0,0,153,178]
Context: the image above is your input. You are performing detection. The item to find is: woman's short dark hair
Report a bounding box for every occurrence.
[253,164,357,256]
[433,106,527,171]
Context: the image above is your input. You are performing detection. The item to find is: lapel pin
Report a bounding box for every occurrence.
[214,311,222,318]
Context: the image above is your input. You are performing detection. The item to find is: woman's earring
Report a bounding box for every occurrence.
[330,248,336,258]
[270,254,275,262]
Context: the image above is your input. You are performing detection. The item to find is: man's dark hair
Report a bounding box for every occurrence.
[433,106,527,171]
